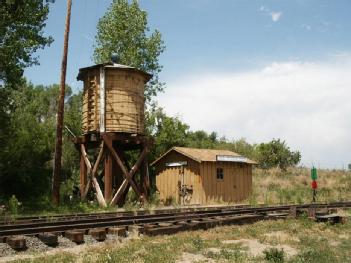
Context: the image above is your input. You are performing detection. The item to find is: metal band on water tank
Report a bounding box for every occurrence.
[99,67,105,133]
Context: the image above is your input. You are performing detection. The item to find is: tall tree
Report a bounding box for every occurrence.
[256,139,301,171]
[146,108,189,160]
[93,0,165,102]
[0,0,53,87]
[0,81,80,201]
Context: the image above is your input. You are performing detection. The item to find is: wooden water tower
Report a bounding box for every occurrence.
[74,62,152,207]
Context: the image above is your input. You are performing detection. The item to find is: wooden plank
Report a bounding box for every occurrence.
[102,134,144,205]
[80,144,107,207]
[109,147,148,205]
[79,151,87,198]
[104,153,113,202]
[140,157,150,199]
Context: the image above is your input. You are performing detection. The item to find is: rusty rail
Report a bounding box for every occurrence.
[0,201,350,237]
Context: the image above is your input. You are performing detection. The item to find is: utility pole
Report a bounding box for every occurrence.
[52,0,72,205]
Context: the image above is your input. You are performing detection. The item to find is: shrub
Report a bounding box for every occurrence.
[257,139,301,171]
[264,247,285,263]
[8,195,20,215]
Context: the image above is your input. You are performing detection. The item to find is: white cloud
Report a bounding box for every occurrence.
[259,6,282,22]
[270,11,282,22]
[159,59,351,168]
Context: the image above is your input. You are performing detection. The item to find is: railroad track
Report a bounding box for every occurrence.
[0,201,350,250]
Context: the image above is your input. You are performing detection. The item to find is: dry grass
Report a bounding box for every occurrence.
[250,167,351,205]
[9,212,351,263]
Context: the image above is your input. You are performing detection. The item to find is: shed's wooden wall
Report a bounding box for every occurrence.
[155,153,253,205]
[201,162,252,203]
[82,68,145,135]
[155,151,205,205]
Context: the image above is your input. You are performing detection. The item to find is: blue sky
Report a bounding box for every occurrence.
[25,1,351,168]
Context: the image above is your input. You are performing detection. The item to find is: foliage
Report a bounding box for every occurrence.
[0,81,81,201]
[0,0,52,87]
[8,195,20,215]
[216,137,257,160]
[146,108,302,173]
[146,107,189,160]
[185,130,217,149]
[94,0,166,102]
[264,247,285,263]
[0,82,56,199]
[256,139,301,170]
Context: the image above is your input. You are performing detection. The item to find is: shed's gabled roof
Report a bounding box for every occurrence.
[151,147,257,166]
[76,62,152,82]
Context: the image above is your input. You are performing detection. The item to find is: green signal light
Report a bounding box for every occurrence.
[311,167,318,180]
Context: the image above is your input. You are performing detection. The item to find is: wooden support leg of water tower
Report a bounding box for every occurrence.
[79,148,87,199]
[104,151,113,203]
[115,148,131,206]
[140,146,150,200]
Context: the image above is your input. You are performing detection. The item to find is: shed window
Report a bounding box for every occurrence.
[216,167,224,180]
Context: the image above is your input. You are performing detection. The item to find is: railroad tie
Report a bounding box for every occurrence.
[315,214,348,224]
[289,206,297,218]
[89,228,106,242]
[308,207,317,218]
[7,236,26,251]
[65,230,85,244]
[197,218,219,230]
[266,212,289,220]
[128,225,144,238]
[37,233,58,246]
[187,220,202,231]
[143,223,183,236]
[108,227,127,237]
[221,214,264,225]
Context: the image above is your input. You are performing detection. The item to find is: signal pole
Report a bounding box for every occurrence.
[52,0,72,205]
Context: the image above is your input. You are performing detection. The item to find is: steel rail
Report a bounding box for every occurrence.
[2,200,349,224]
[0,204,252,224]
[0,201,350,237]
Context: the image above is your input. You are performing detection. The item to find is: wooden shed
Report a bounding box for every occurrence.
[152,147,256,205]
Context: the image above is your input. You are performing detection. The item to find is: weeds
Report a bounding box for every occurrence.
[264,247,285,263]
[8,195,20,216]
[191,235,204,252]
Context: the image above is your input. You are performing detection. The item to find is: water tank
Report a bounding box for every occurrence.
[77,63,152,135]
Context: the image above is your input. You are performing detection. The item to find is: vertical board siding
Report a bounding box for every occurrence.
[200,162,252,204]
[155,151,203,205]
[81,67,146,135]
[155,151,253,205]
